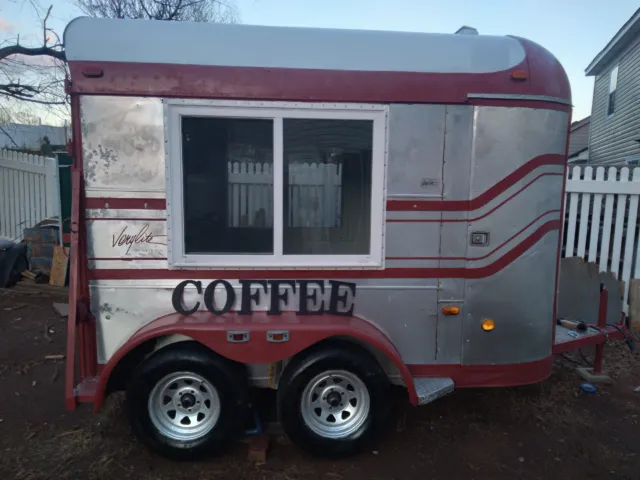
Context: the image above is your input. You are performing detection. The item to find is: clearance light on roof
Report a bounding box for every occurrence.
[511,70,529,81]
[81,66,104,78]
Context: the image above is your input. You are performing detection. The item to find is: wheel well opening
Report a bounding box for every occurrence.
[105,334,197,396]
[282,335,403,386]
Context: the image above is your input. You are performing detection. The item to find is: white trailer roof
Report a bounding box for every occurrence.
[64,17,525,74]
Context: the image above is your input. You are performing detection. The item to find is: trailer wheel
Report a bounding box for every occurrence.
[126,342,248,460]
[277,342,390,457]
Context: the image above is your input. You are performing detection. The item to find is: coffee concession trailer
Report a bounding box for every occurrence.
[62,17,624,459]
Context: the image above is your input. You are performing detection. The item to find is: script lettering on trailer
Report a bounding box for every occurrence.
[111,224,166,255]
[171,280,356,316]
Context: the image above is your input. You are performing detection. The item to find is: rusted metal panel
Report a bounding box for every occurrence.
[81,96,165,197]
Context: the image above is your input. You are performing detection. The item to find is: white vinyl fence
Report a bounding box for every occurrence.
[563,165,640,311]
[0,149,60,241]
[227,161,343,228]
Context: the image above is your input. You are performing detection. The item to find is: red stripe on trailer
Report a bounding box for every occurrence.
[89,210,559,264]
[88,257,168,261]
[513,36,571,101]
[68,61,549,105]
[66,94,99,411]
[86,217,165,221]
[87,220,560,280]
[387,210,561,261]
[388,173,563,222]
[407,355,553,387]
[387,154,565,212]
[84,197,167,210]
[84,154,565,214]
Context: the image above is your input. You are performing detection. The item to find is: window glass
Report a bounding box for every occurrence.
[181,116,274,254]
[607,65,618,116]
[282,119,372,255]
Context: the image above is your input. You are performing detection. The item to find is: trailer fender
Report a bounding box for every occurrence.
[93,312,419,410]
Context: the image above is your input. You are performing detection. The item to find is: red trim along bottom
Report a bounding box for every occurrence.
[91,357,553,393]
[408,355,553,388]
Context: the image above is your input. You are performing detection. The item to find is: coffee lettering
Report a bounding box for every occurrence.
[328,280,356,316]
[267,280,296,315]
[297,280,325,315]
[170,279,357,316]
[203,280,235,314]
[239,280,268,315]
[172,280,202,315]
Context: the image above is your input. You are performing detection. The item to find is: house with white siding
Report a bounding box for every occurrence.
[585,8,640,166]
[0,123,69,152]
[568,116,590,164]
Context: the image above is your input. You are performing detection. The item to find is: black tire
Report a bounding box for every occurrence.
[126,341,248,460]
[0,243,27,288]
[277,341,391,458]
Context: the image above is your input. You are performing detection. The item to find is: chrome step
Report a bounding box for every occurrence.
[413,377,455,406]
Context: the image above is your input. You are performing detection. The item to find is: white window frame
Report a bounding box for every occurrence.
[607,65,618,117]
[164,99,388,269]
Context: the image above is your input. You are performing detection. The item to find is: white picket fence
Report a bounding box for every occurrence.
[563,165,640,311]
[0,149,60,241]
[227,161,342,228]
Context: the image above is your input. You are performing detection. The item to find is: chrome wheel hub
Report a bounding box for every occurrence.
[300,370,370,439]
[148,372,220,442]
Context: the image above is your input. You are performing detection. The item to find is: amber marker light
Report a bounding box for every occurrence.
[482,319,496,331]
[442,307,460,316]
[510,70,529,81]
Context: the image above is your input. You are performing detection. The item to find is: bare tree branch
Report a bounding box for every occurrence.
[72,0,239,23]
[0,83,66,105]
[0,4,69,128]
[0,44,66,63]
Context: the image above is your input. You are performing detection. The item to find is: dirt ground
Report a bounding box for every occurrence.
[0,290,639,480]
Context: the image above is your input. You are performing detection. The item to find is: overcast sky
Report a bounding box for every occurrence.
[1,0,638,123]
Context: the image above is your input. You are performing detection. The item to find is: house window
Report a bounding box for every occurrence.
[607,65,618,116]
[165,101,387,268]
